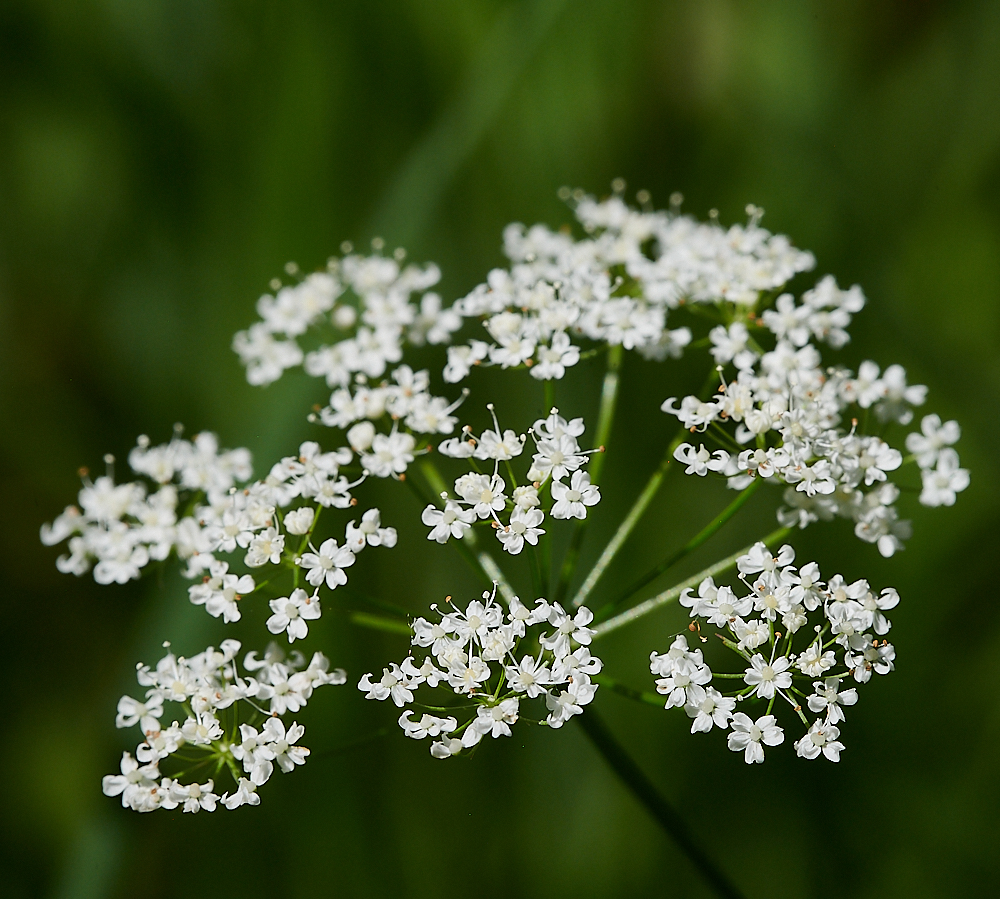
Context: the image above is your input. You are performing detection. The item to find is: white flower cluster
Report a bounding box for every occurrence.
[43,186,970,813]
[906,414,970,507]
[358,587,601,757]
[40,431,252,584]
[441,192,815,382]
[651,542,897,764]
[50,433,395,813]
[103,640,344,812]
[424,407,601,554]
[43,433,396,621]
[233,253,460,388]
[666,280,968,556]
[315,364,466,480]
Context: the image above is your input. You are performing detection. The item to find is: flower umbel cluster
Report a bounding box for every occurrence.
[441,191,816,382]
[103,640,344,812]
[233,252,460,388]
[426,407,601,554]
[315,365,466,480]
[650,541,897,763]
[359,587,601,757]
[41,430,252,584]
[39,185,970,825]
[665,281,968,556]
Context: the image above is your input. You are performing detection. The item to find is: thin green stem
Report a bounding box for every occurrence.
[593,674,663,707]
[600,480,761,619]
[576,709,747,899]
[348,611,413,637]
[592,525,793,639]
[410,461,504,594]
[474,545,516,603]
[570,430,686,608]
[539,525,552,597]
[340,584,412,619]
[543,378,555,416]
[587,343,623,486]
[527,542,543,598]
[552,344,622,603]
[418,458,450,500]
[571,366,723,608]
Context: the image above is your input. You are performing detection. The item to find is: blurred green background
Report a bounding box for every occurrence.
[2,1,998,896]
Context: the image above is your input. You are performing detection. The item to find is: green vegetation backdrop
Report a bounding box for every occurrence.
[1,2,997,897]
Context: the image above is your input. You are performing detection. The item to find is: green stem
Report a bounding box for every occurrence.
[417,457,450,500]
[527,543,543,598]
[576,709,748,899]
[552,344,622,603]
[543,378,555,416]
[593,674,663,707]
[410,461,505,594]
[348,611,413,636]
[571,366,723,609]
[570,429,686,608]
[340,584,412,619]
[600,480,761,619]
[587,343,623,486]
[539,525,552,597]
[591,525,793,639]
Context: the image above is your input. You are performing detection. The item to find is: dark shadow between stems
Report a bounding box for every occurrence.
[576,708,748,899]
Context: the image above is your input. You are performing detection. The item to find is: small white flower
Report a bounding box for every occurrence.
[919,448,969,507]
[422,501,475,543]
[506,655,552,698]
[222,778,260,809]
[906,414,960,468]
[299,538,356,589]
[743,654,793,699]
[673,443,730,476]
[496,507,545,555]
[807,677,858,724]
[283,507,315,535]
[474,428,525,461]
[795,643,836,677]
[345,508,397,550]
[245,527,284,568]
[684,688,736,733]
[794,720,845,761]
[115,695,163,732]
[545,674,598,728]
[168,779,219,813]
[727,713,784,764]
[399,712,458,740]
[469,697,520,739]
[361,430,415,478]
[266,588,322,642]
[455,473,507,520]
[262,718,310,773]
[102,752,159,807]
[358,663,418,707]
[531,435,586,481]
[531,331,580,380]
[550,471,601,520]
[346,421,376,453]
[189,561,255,623]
